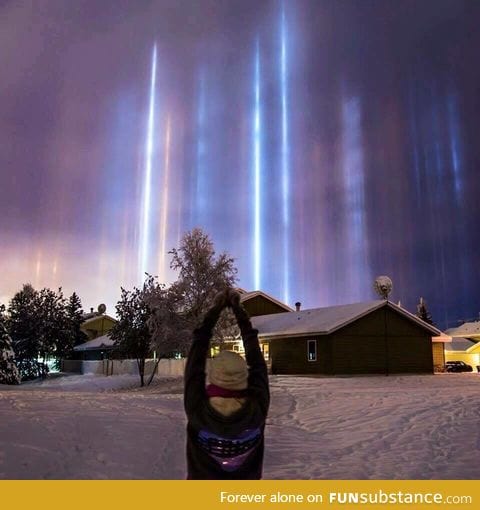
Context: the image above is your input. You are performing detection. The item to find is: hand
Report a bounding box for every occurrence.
[227,289,241,308]
[212,289,229,309]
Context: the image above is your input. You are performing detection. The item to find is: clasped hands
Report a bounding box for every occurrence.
[212,288,241,310]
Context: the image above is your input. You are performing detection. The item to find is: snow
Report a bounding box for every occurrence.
[0,373,479,479]
[252,300,442,338]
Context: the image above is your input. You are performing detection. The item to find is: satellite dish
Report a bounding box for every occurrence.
[374,276,393,300]
[98,303,107,315]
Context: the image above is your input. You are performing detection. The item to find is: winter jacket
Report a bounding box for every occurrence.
[184,305,270,479]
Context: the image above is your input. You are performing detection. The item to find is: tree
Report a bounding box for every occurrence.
[143,276,190,385]
[7,284,80,380]
[168,228,238,342]
[108,279,154,387]
[36,287,69,368]
[7,283,43,380]
[65,292,87,349]
[0,304,20,385]
[416,297,434,325]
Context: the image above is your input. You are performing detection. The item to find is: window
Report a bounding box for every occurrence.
[233,343,245,354]
[262,343,269,361]
[307,339,317,361]
[210,346,220,357]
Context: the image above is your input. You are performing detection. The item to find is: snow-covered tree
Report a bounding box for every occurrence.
[7,284,80,379]
[7,283,43,379]
[416,297,434,325]
[374,275,393,300]
[168,228,238,342]
[142,276,190,385]
[0,304,20,385]
[65,292,86,348]
[36,287,68,367]
[109,280,154,387]
[145,278,185,354]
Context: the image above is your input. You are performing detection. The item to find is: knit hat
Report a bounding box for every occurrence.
[208,350,248,391]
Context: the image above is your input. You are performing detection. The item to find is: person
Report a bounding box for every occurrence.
[184,288,270,479]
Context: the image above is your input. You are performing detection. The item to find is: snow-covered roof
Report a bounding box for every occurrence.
[444,337,478,352]
[239,290,293,312]
[251,300,445,339]
[73,334,115,351]
[81,314,117,328]
[445,320,480,339]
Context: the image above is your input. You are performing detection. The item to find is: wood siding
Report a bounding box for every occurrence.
[270,307,435,375]
[270,336,331,374]
[432,342,446,370]
[243,295,288,317]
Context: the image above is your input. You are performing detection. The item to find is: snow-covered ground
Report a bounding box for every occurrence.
[0,373,479,479]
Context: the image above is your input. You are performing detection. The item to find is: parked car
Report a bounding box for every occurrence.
[445,361,473,373]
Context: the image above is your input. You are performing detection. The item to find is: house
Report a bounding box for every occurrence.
[444,320,480,370]
[444,338,480,371]
[445,319,480,341]
[220,289,293,359]
[237,288,293,317]
[250,300,451,375]
[80,309,117,340]
[73,306,116,360]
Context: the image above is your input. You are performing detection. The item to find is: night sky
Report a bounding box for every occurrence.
[1,0,480,329]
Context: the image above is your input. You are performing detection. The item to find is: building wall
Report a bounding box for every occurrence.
[445,351,480,371]
[432,343,446,370]
[62,358,186,377]
[269,307,436,375]
[270,336,331,374]
[243,295,289,317]
[81,316,116,340]
[331,335,386,374]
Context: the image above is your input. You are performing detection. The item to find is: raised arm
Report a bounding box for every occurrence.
[229,292,270,416]
[184,292,227,416]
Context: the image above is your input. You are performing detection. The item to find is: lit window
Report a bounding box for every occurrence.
[307,340,317,361]
[262,343,269,361]
[210,346,220,357]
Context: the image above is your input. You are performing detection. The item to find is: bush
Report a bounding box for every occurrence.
[16,359,49,381]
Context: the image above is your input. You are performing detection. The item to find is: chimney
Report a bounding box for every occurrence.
[295,302,301,312]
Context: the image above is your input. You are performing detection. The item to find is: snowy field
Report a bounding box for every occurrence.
[0,373,479,479]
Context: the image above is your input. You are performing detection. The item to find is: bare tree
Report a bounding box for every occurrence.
[143,278,188,385]
[168,228,239,343]
[108,280,153,387]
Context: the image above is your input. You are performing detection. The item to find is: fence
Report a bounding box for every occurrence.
[61,358,186,377]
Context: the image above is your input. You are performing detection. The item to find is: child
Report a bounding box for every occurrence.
[184,288,270,479]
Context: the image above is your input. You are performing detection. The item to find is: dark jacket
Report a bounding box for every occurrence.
[184,305,270,479]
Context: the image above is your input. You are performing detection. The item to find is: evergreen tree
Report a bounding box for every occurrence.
[50,291,88,369]
[7,283,43,379]
[0,304,20,385]
[65,292,86,348]
[7,284,75,379]
[37,287,67,367]
[416,297,434,325]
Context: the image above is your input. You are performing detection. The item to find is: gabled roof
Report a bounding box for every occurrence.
[73,334,115,351]
[445,320,480,340]
[81,314,117,328]
[239,289,293,312]
[251,300,446,339]
[444,337,478,352]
